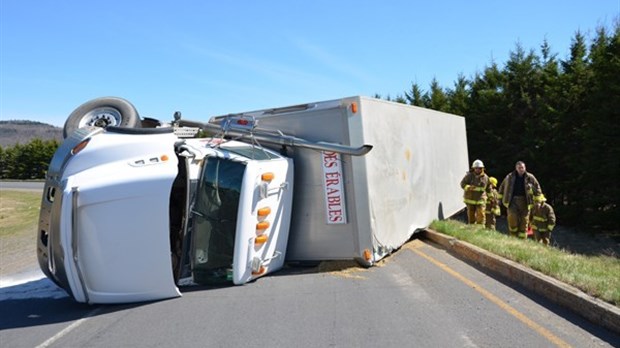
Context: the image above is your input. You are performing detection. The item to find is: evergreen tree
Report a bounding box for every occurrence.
[554,31,592,223]
[447,74,470,116]
[399,23,619,231]
[0,146,6,179]
[394,94,407,104]
[466,62,507,174]
[581,24,620,228]
[404,82,426,106]
[0,139,59,179]
[503,43,543,164]
[534,39,563,206]
[427,78,449,112]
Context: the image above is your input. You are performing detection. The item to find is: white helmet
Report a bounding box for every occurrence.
[472,159,484,168]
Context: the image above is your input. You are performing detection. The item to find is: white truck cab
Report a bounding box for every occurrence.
[38,125,299,303]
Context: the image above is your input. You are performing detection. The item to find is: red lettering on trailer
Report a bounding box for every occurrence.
[328,209,343,222]
[323,152,339,168]
[326,187,339,196]
[327,195,341,206]
[325,172,340,186]
[321,151,347,224]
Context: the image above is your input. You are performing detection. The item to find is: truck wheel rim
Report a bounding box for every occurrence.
[79,107,122,128]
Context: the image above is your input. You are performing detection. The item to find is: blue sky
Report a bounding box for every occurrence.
[1,1,618,127]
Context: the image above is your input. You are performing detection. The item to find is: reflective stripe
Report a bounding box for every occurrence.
[533,216,547,222]
[492,207,500,215]
[509,226,518,232]
[497,193,503,199]
[548,225,555,231]
[464,199,485,205]
[464,184,485,192]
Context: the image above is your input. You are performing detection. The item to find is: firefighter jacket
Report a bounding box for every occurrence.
[460,170,489,205]
[530,202,556,232]
[485,187,501,216]
[498,171,542,209]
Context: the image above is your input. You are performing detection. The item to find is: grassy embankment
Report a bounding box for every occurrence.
[430,219,620,306]
[0,190,40,276]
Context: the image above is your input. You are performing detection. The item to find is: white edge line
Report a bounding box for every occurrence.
[35,307,103,348]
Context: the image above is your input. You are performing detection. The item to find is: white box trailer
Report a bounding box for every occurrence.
[37,96,468,304]
[208,96,469,263]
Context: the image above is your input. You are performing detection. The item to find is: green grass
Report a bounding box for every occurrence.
[430,219,620,306]
[0,190,41,237]
[0,190,42,276]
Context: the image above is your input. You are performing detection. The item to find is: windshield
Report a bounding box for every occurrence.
[191,157,246,285]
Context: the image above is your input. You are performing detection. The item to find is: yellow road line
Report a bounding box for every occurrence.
[412,246,571,348]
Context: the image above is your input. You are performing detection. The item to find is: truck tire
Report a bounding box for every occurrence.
[63,97,141,138]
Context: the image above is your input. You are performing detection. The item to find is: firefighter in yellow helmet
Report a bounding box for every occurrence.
[498,161,543,238]
[485,176,501,230]
[529,194,556,246]
[460,159,489,225]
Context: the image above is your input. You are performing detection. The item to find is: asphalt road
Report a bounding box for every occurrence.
[0,181,44,192]
[1,239,617,347]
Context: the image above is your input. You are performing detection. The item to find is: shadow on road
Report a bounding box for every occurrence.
[0,278,162,330]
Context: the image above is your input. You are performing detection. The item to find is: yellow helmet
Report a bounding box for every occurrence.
[489,177,497,187]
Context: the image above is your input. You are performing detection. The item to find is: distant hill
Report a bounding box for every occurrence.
[0,120,63,147]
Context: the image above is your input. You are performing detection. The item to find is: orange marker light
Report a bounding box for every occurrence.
[257,207,271,217]
[160,154,169,161]
[256,221,270,230]
[71,139,91,155]
[261,172,275,181]
[252,266,266,275]
[363,249,372,261]
[351,102,358,114]
[255,234,269,244]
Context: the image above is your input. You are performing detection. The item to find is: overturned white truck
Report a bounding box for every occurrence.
[37,96,468,304]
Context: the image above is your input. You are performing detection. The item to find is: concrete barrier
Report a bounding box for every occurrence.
[421,229,620,335]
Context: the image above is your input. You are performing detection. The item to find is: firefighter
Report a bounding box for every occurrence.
[530,194,556,246]
[460,159,489,225]
[498,161,543,238]
[485,176,501,230]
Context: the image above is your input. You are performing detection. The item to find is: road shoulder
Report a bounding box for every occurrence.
[421,229,620,335]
